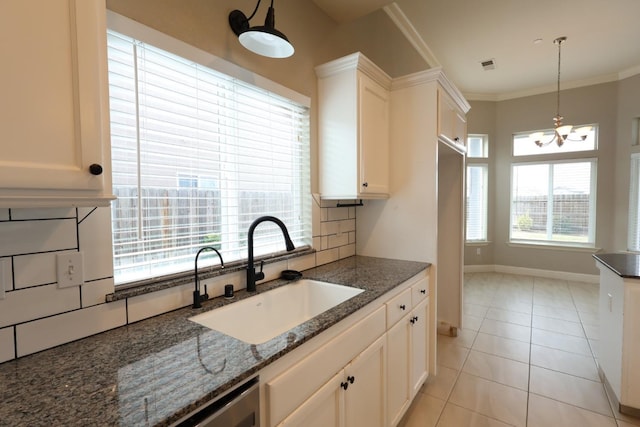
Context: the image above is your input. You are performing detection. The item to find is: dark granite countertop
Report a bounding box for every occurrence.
[0,256,428,427]
[594,252,640,279]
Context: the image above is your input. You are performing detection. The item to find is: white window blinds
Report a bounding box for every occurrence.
[466,164,488,241]
[628,154,640,251]
[107,30,311,284]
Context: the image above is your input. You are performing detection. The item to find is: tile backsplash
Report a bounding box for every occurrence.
[0,196,356,363]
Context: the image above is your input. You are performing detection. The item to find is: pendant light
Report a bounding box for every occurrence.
[229,0,294,59]
[530,36,592,147]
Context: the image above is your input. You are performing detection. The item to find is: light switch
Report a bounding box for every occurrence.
[57,252,84,288]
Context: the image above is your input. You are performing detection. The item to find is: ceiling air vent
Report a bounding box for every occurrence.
[480,59,496,70]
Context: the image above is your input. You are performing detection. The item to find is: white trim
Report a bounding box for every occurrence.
[464,264,599,283]
[465,241,492,246]
[463,264,494,273]
[506,241,600,253]
[106,11,310,108]
[313,52,392,90]
[465,72,621,102]
[620,64,640,81]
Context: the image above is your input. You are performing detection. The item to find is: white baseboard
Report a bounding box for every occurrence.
[464,264,599,284]
[463,265,494,273]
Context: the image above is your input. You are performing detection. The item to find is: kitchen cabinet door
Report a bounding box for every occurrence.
[316,52,391,200]
[277,370,344,427]
[410,297,429,397]
[358,73,390,197]
[0,0,114,207]
[438,89,467,148]
[386,314,411,427]
[344,335,386,427]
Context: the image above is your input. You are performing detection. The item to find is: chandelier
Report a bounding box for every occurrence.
[530,36,592,147]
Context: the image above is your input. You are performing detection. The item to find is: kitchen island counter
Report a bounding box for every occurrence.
[593,252,640,278]
[0,255,429,426]
[594,252,640,416]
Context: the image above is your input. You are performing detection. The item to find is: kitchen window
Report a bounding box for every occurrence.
[628,153,640,251]
[512,126,597,156]
[466,134,489,242]
[106,27,311,285]
[510,159,597,246]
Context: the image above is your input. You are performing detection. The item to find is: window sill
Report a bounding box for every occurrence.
[507,240,600,253]
[105,246,315,302]
[466,241,492,246]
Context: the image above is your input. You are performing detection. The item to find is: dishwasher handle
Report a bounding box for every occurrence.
[175,376,260,427]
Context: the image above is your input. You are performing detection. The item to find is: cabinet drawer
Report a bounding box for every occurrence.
[266,305,386,426]
[411,277,429,306]
[386,288,412,328]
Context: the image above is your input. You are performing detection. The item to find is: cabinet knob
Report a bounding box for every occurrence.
[89,164,103,176]
[341,381,349,390]
[347,375,355,384]
[420,289,426,294]
[399,304,406,311]
[362,182,368,188]
[454,137,460,142]
[410,317,416,324]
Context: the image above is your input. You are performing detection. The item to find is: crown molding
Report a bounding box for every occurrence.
[314,52,392,90]
[382,3,439,68]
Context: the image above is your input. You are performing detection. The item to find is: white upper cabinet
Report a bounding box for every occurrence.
[316,53,391,200]
[438,87,467,148]
[0,0,114,207]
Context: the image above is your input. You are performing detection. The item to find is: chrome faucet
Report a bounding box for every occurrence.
[193,246,224,308]
[246,216,295,292]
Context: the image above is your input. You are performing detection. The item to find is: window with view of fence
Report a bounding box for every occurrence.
[510,160,596,245]
[107,29,311,285]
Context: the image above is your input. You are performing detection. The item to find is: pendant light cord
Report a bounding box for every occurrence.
[246,0,263,21]
[556,38,563,121]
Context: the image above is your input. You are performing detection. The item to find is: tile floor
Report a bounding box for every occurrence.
[399,272,640,427]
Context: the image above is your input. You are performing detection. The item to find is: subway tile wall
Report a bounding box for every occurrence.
[0,196,357,363]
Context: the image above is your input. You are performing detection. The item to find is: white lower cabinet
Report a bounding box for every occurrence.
[276,370,344,427]
[344,336,387,427]
[386,312,412,426]
[264,271,430,427]
[387,279,430,426]
[410,297,429,398]
[276,336,386,427]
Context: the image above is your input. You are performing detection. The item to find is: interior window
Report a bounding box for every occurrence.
[510,160,596,246]
[628,153,640,251]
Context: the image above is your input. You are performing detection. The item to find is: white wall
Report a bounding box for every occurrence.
[465,79,639,275]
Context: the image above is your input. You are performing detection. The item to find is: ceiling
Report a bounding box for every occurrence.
[312,0,640,100]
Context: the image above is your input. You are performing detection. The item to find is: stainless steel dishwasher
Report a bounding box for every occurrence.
[172,376,260,427]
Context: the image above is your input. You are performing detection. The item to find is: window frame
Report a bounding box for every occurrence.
[512,125,598,157]
[628,153,640,251]
[466,163,489,243]
[509,158,597,248]
[107,12,312,286]
[465,133,490,243]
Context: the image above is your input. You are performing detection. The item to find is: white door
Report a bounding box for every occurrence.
[411,298,429,397]
[277,370,344,427]
[344,335,386,427]
[358,74,389,196]
[386,315,411,426]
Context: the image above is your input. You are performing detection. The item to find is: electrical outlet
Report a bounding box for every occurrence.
[476,247,481,256]
[57,252,84,288]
